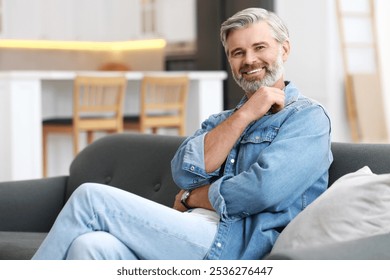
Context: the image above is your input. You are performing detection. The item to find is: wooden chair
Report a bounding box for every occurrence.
[42,75,127,177]
[124,75,189,136]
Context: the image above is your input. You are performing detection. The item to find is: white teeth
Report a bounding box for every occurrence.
[246,68,262,74]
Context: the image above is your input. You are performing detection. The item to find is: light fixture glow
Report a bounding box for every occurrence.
[0,39,166,51]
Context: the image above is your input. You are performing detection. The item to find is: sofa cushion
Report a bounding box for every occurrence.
[0,232,47,260]
[266,232,390,260]
[270,166,390,254]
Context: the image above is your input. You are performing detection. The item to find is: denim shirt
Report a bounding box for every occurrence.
[171,81,333,259]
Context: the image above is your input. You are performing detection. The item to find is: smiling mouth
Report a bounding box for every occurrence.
[242,67,265,75]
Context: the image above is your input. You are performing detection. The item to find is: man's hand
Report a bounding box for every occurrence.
[173,190,188,212]
[241,86,285,122]
[173,185,215,212]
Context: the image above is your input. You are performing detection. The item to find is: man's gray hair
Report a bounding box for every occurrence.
[220,8,289,54]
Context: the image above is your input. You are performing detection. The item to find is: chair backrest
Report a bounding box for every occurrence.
[140,75,189,136]
[73,75,127,133]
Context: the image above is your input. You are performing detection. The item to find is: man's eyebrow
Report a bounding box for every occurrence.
[229,47,243,55]
[252,41,269,47]
[229,41,269,55]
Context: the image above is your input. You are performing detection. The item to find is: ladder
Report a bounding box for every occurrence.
[335,0,387,142]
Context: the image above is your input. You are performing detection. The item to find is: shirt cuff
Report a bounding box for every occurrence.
[208,178,228,219]
[182,133,220,178]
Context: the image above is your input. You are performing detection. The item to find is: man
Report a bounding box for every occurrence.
[32,7,332,260]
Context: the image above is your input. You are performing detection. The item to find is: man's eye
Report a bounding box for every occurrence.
[232,51,243,57]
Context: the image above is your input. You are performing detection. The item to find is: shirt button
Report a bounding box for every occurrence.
[255,136,260,140]
[190,166,195,171]
[230,159,235,164]
[216,242,222,248]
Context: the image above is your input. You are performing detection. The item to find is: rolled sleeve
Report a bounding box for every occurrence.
[171,133,220,189]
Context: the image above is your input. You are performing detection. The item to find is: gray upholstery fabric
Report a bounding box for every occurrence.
[329,142,390,186]
[66,133,185,207]
[0,232,47,260]
[0,176,67,232]
[1,134,390,260]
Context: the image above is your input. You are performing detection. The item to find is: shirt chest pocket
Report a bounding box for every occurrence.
[241,126,279,144]
[238,126,279,171]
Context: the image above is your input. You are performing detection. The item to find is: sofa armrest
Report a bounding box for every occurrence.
[265,233,390,260]
[0,176,68,232]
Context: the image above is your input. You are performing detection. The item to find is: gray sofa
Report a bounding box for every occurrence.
[1,133,390,260]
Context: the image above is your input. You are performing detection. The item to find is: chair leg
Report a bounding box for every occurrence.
[151,127,158,134]
[179,125,185,136]
[73,130,79,156]
[87,131,94,144]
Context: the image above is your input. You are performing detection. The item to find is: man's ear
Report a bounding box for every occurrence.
[282,40,290,62]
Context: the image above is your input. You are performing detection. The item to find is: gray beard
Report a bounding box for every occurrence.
[233,53,284,95]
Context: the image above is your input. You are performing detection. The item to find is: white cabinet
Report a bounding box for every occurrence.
[72,0,140,41]
[0,0,195,43]
[155,0,196,43]
[1,0,43,39]
[38,0,75,40]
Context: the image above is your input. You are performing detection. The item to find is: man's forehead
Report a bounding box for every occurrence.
[226,21,275,49]
[227,21,272,42]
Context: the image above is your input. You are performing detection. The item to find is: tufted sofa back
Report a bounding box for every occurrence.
[66,133,185,207]
[66,134,390,209]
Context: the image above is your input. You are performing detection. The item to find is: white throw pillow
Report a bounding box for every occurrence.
[271,166,390,253]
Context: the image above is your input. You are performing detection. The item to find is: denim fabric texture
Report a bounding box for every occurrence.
[171,81,333,259]
[32,183,218,260]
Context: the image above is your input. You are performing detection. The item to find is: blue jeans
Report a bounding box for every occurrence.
[32,183,218,260]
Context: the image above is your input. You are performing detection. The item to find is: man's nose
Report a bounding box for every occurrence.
[243,50,258,65]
